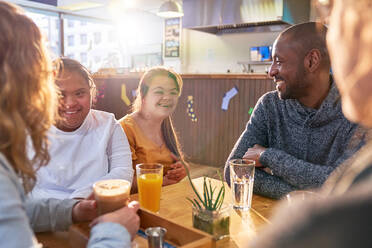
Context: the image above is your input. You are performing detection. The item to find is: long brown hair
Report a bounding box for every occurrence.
[132,67,185,161]
[0,2,57,192]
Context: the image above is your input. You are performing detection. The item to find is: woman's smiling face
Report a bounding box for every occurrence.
[142,75,180,118]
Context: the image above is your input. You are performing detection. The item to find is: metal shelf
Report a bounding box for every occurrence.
[237,61,272,73]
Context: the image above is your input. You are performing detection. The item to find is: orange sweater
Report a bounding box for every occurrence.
[119,115,173,175]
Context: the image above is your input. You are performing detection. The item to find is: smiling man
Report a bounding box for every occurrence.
[224,22,366,199]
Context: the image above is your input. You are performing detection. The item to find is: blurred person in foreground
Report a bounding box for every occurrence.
[224,21,366,199]
[120,67,187,192]
[251,0,372,247]
[0,2,139,247]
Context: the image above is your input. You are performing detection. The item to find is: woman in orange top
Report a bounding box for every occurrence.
[120,67,187,191]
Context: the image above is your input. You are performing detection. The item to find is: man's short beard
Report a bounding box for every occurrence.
[278,86,293,100]
[280,67,308,100]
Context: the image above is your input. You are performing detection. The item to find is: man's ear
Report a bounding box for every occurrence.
[304,49,321,73]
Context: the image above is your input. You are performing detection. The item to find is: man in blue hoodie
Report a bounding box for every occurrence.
[224,22,366,199]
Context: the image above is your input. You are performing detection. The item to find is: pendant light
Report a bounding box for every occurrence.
[157,0,184,18]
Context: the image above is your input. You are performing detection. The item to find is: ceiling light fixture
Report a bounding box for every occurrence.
[157,0,184,18]
[57,1,103,11]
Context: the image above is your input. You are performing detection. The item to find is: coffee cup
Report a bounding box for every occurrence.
[93,179,131,215]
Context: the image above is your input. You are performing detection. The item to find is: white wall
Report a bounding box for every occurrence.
[180,28,282,74]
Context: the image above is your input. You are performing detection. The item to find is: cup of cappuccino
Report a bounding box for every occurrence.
[93,179,131,215]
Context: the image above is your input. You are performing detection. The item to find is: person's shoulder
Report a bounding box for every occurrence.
[0,153,12,175]
[261,90,280,101]
[256,90,281,108]
[119,114,135,128]
[118,114,138,138]
[90,109,118,125]
[91,109,116,120]
[89,110,119,131]
[0,153,22,194]
[119,114,133,123]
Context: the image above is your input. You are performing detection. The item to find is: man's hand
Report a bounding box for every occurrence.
[90,201,140,240]
[243,144,266,167]
[72,197,97,223]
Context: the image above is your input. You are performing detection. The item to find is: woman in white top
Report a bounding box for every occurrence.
[31,58,133,199]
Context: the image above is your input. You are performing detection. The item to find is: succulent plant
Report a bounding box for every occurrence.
[182,162,225,211]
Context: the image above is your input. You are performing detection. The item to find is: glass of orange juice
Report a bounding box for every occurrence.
[136,163,163,213]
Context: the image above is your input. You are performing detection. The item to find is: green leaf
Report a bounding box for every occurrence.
[181,161,204,205]
[217,186,225,210]
[203,178,209,209]
[193,198,202,210]
[186,197,197,208]
[206,177,213,208]
[183,164,226,211]
[213,186,224,209]
[208,180,214,207]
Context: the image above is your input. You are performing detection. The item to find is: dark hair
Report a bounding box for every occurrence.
[57,57,96,99]
[281,22,330,67]
[132,67,185,161]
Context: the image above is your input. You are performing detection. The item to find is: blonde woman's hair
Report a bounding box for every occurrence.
[0,1,57,192]
[132,67,185,161]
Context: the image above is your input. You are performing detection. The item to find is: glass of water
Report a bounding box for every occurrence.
[229,159,255,211]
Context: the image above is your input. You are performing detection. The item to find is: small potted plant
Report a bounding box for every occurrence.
[183,166,230,240]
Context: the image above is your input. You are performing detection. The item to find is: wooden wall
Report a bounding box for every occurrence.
[93,74,275,167]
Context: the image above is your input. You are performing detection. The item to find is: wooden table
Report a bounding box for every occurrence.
[36,177,277,247]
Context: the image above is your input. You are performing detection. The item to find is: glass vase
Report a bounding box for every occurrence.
[192,204,230,240]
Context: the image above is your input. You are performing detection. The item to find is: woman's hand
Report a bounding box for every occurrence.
[163,153,187,186]
[166,161,186,180]
[89,201,140,240]
[163,176,178,186]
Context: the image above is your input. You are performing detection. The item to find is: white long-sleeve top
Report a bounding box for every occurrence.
[30,109,133,199]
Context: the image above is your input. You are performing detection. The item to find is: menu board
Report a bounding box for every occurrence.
[164,18,181,58]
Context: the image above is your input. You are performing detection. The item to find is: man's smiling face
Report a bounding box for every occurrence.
[269,36,309,100]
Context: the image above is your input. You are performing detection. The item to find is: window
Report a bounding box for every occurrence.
[80,34,87,45]
[132,53,162,69]
[25,8,163,73]
[68,19,74,28]
[80,52,87,64]
[64,16,118,72]
[94,32,101,45]
[68,35,74,46]
[25,9,61,57]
